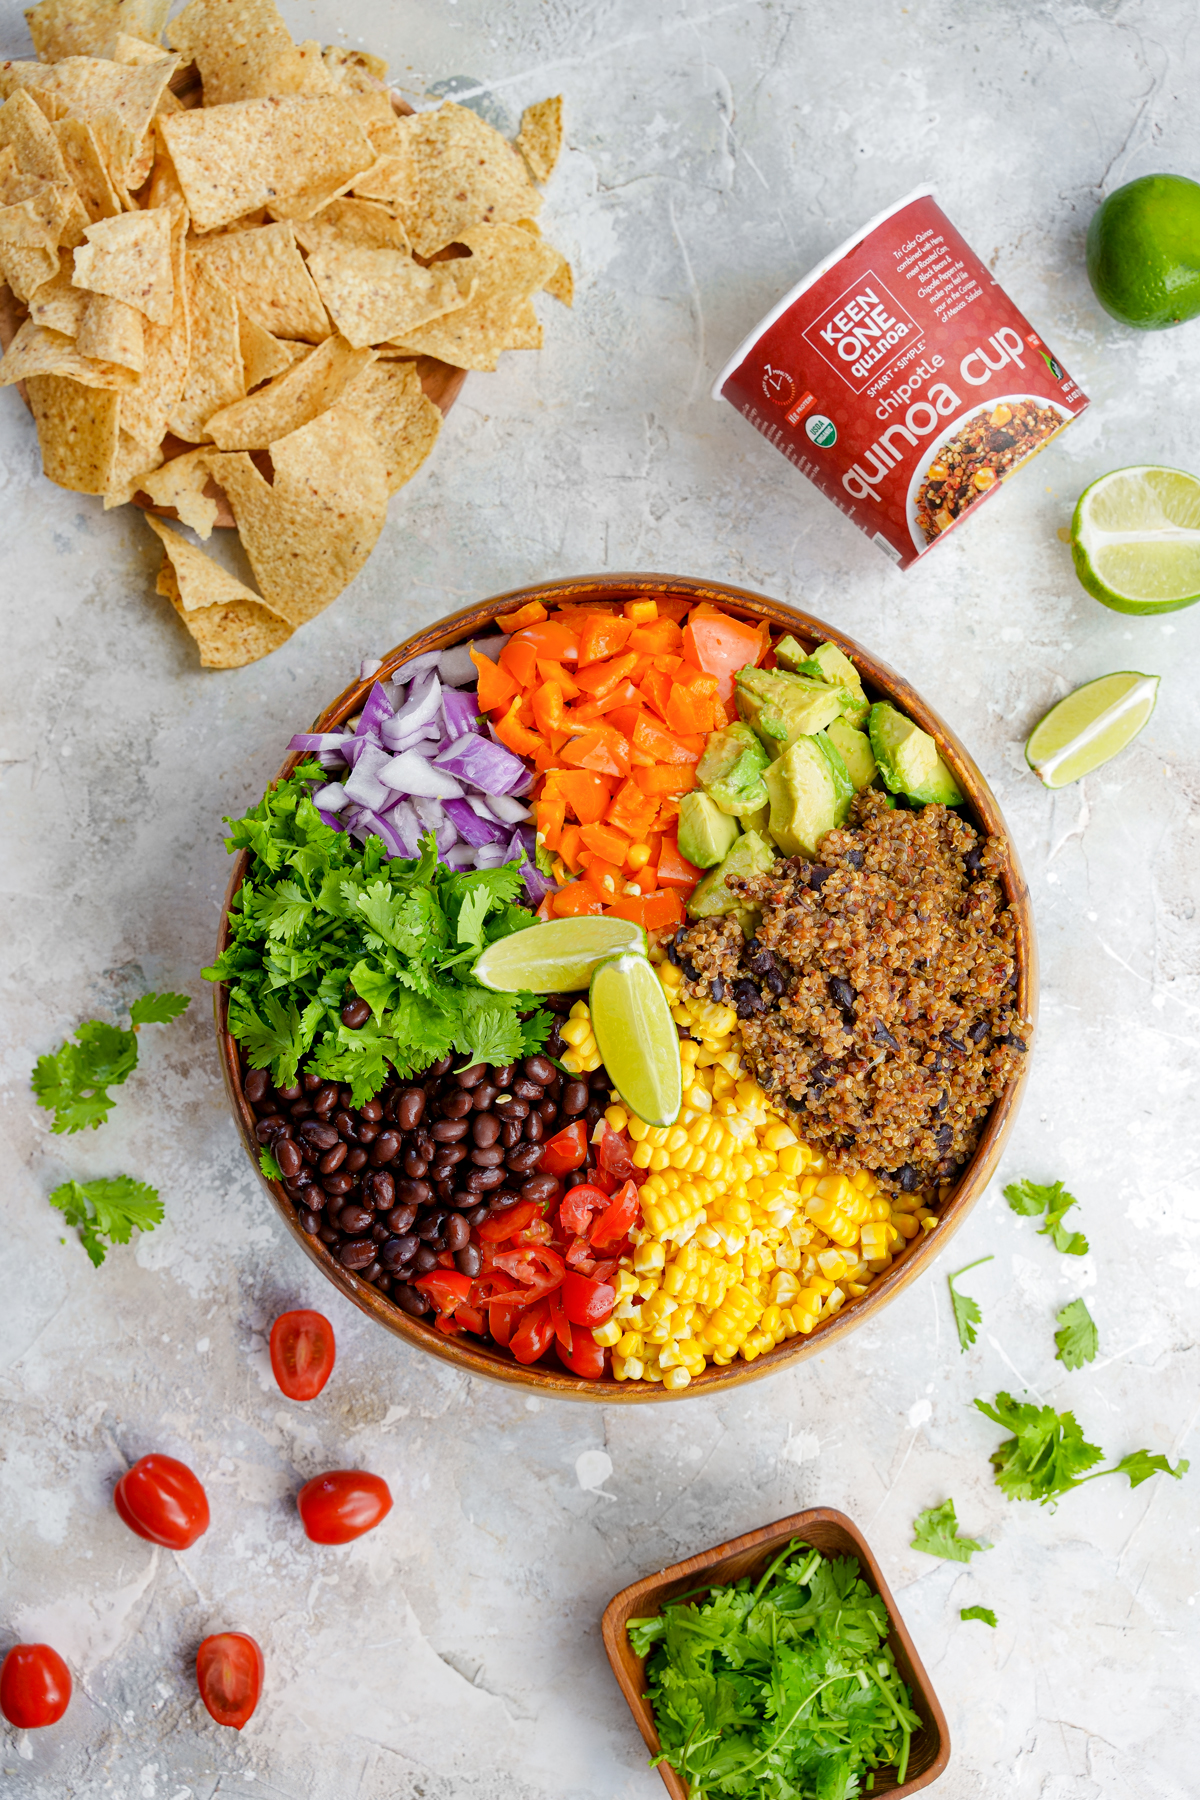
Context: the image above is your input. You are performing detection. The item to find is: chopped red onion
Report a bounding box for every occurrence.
[472,842,510,869]
[360,657,383,680]
[441,686,481,739]
[442,843,478,870]
[438,635,507,686]
[356,680,395,740]
[484,792,532,824]
[444,798,505,847]
[343,742,394,811]
[391,649,442,685]
[378,750,464,799]
[382,673,441,741]
[313,782,350,813]
[433,732,530,795]
[289,732,350,755]
[318,809,346,833]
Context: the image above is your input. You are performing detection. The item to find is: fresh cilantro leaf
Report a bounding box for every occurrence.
[33,1020,138,1133]
[1003,1177,1089,1256]
[48,1175,163,1267]
[129,991,191,1027]
[1054,1297,1099,1370]
[1112,1449,1189,1489]
[960,1606,997,1628]
[947,1254,993,1352]
[911,1497,989,1562]
[975,1392,1104,1504]
[456,886,492,958]
[259,1148,283,1181]
[346,960,397,1025]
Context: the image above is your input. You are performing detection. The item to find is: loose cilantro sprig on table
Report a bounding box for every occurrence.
[960,1606,997,1628]
[1004,1177,1089,1256]
[627,1538,924,1797]
[1054,1297,1099,1370]
[974,1392,1188,1505]
[32,991,191,1133]
[49,1176,163,1267]
[947,1254,993,1352]
[910,1497,990,1563]
[203,768,549,1104]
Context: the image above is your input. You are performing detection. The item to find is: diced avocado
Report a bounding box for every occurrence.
[868,702,964,805]
[731,905,762,940]
[796,642,870,727]
[826,716,877,791]
[687,830,775,919]
[677,791,740,869]
[763,737,842,858]
[815,731,854,826]
[695,722,770,816]
[735,666,844,756]
[736,803,771,834]
[771,634,809,672]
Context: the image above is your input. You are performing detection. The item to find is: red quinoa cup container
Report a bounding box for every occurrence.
[713,187,1089,568]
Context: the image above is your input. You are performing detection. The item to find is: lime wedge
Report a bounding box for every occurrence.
[474,915,647,993]
[1025,672,1159,788]
[589,953,682,1127]
[1072,466,1200,613]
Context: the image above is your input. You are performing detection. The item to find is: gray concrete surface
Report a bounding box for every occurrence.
[2,2,1199,1796]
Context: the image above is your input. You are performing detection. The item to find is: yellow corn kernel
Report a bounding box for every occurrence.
[823,1286,846,1316]
[659,959,683,989]
[892,1211,920,1239]
[770,1269,801,1306]
[775,1145,804,1178]
[660,1364,689,1389]
[593,1319,622,1348]
[605,1105,629,1133]
[762,1123,796,1152]
[560,1016,591,1047]
[622,1356,645,1380]
[846,1281,871,1297]
[921,1214,939,1232]
[634,1241,666,1274]
[617,1330,644,1358]
[684,1084,711,1113]
[614,1268,640,1299]
[631,1141,653,1169]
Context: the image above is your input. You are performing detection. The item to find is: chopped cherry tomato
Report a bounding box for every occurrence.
[195,1633,263,1731]
[558,1182,609,1236]
[269,1309,335,1402]
[539,1119,590,1175]
[0,1645,71,1729]
[456,1303,486,1335]
[596,1124,636,1183]
[476,1201,541,1243]
[509,1297,556,1364]
[114,1454,209,1550]
[557,1324,609,1378]
[547,1284,573,1354]
[492,1243,565,1301]
[589,1179,640,1249]
[414,1269,473,1314]
[297,1470,393,1544]
[562,1270,616,1326]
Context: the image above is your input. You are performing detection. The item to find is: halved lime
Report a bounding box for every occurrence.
[1071,466,1200,613]
[589,953,682,1127]
[474,915,646,993]
[1025,672,1159,788]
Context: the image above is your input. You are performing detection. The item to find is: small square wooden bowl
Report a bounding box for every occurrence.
[602,1507,950,1798]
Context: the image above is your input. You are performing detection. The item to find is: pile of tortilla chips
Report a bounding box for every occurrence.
[0,0,570,667]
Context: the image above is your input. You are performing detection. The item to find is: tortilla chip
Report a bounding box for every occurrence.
[71,204,172,321]
[25,0,169,61]
[147,516,292,667]
[206,402,388,624]
[406,102,540,258]
[516,215,573,304]
[117,195,189,446]
[351,358,441,494]
[165,249,243,440]
[388,223,559,370]
[101,421,162,502]
[238,304,290,389]
[304,244,472,349]
[53,115,123,218]
[26,369,119,490]
[0,179,76,249]
[190,219,329,342]
[292,195,409,255]
[76,286,143,367]
[0,241,57,299]
[322,46,388,94]
[140,444,217,534]
[22,86,71,122]
[108,31,171,66]
[142,113,185,208]
[27,251,88,330]
[0,88,72,184]
[204,332,373,450]
[0,315,136,385]
[161,95,375,234]
[503,298,543,350]
[16,54,179,188]
[166,0,338,106]
[515,96,562,184]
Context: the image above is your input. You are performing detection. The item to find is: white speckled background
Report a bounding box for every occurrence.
[2,1,1199,1795]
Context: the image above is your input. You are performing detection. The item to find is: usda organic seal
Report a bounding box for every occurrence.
[805,414,837,447]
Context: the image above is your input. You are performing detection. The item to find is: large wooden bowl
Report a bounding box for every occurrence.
[602,1507,950,1797]
[213,573,1037,1400]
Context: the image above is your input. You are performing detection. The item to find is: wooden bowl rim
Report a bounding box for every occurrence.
[213,571,1038,1400]
[600,1505,951,1798]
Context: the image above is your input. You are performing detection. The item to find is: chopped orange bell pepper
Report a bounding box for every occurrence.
[623,598,658,622]
[628,618,683,655]
[561,727,631,779]
[665,671,719,736]
[494,699,546,760]
[543,768,613,823]
[656,836,702,891]
[519,620,581,661]
[583,856,624,902]
[577,613,633,666]
[496,599,548,632]
[531,680,565,738]
[681,611,765,705]
[633,764,697,797]
[639,667,673,721]
[536,893,556,921]
[579,820,632,864]
[536,794,566,853]
[631,715,700,765]
[553,883,605,918]
[570,679,641,724]
[606,890,685,931]
[499,634,539,688]
[574,651,640,698]
[604,703,645,739]
[536,657,580,699]
[558,823,584,869]
[607,777,659,842]
[471,647,518,712]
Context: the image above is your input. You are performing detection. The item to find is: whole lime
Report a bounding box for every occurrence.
[1086,173,1200,329]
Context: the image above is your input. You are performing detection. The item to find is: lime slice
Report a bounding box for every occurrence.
[1072,466,1200,613]
[1025,672,1159,788]
[589,953,682,1127]
[474,915,646,993]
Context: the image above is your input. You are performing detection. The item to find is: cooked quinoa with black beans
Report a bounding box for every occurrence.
[673,790,1029,1192]
[914,399,1064,544]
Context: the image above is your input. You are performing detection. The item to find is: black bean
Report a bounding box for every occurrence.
[366,1170,395,1209]
[367,1130,399,1166]
[873,1021,902,1053]
[441,1089,474,1120]
[357,1121,380,1145]
[681,957,701,983]
[466,1167,506,1191]
[844,849,864,870]
[731,979,764,1018]
[807,865,831,890]
[298,1207,322,1235]
[786,1093,804,1112]
[487,1190,522,1213]
[545,1028,567,1059]
[561,1080,588,1116]
[524,1112,545,1144]
[466,1203,490,1225]
[520,1172,560,1204]
[341,996,371,1029]
[969,1020,990,1044]
[471,1144,507,1168]
[413,1245,440,1274]
[431,1143,468,1169]
[583,1103,603,1130]
[283,1175,313,1200]
[318,1224,339,1245]
[255,1115,286,1143]
[455,1062,488,1089]
[506,1143,543,1175]
[383,1202,418,1234]
[896,1164,919,1192]
[764,968,786,997]
[425,1055,454,1079]
[337,1203,372,1235]
[828,976,856,1012]
[244,1068,270,1105]
[321,1172,355,1196]
[299,1120,339,1151]
[360,1098,383,1124]
[500,1119,523,1148]
[455,1243,482,1278]
[494,1097,529,1121]
[346,1147,369,1174]
[512,1077,545,1102]
[431,1118,469,1143]
[395,1281,432,1315]
[395,1089,425,1131]
[403,1149,429,1178]
[964,847,983,881]
[491,1063,518,1087]
[934,1125,953,1152]
[471,1083,499,1112]
[313,1085,340,1117]
[380,1234,418,1272]
[943,1034,968,1055]
[588,1067,610,1090]
[319,1142,348,1174]
[472,1113,501,1148]
[339,1238,376,1270]
[371,1220,389,1244]
[524,1054,555,1086]
[710,976,726,1003]
[277,1082,303,1102]
[277,1138,303,1178]
[445,1213,471,1253]
[397,1178,432,1206]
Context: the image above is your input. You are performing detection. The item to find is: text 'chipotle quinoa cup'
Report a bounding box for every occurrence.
[713,187,1089,569]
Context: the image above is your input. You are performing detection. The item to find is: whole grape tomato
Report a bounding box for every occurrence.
[0,1644,71,1729]
[269,1310,335,1401]
[114,1453,210,1549]
[196,1632,263,1730]
[297,1470,393,1544]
